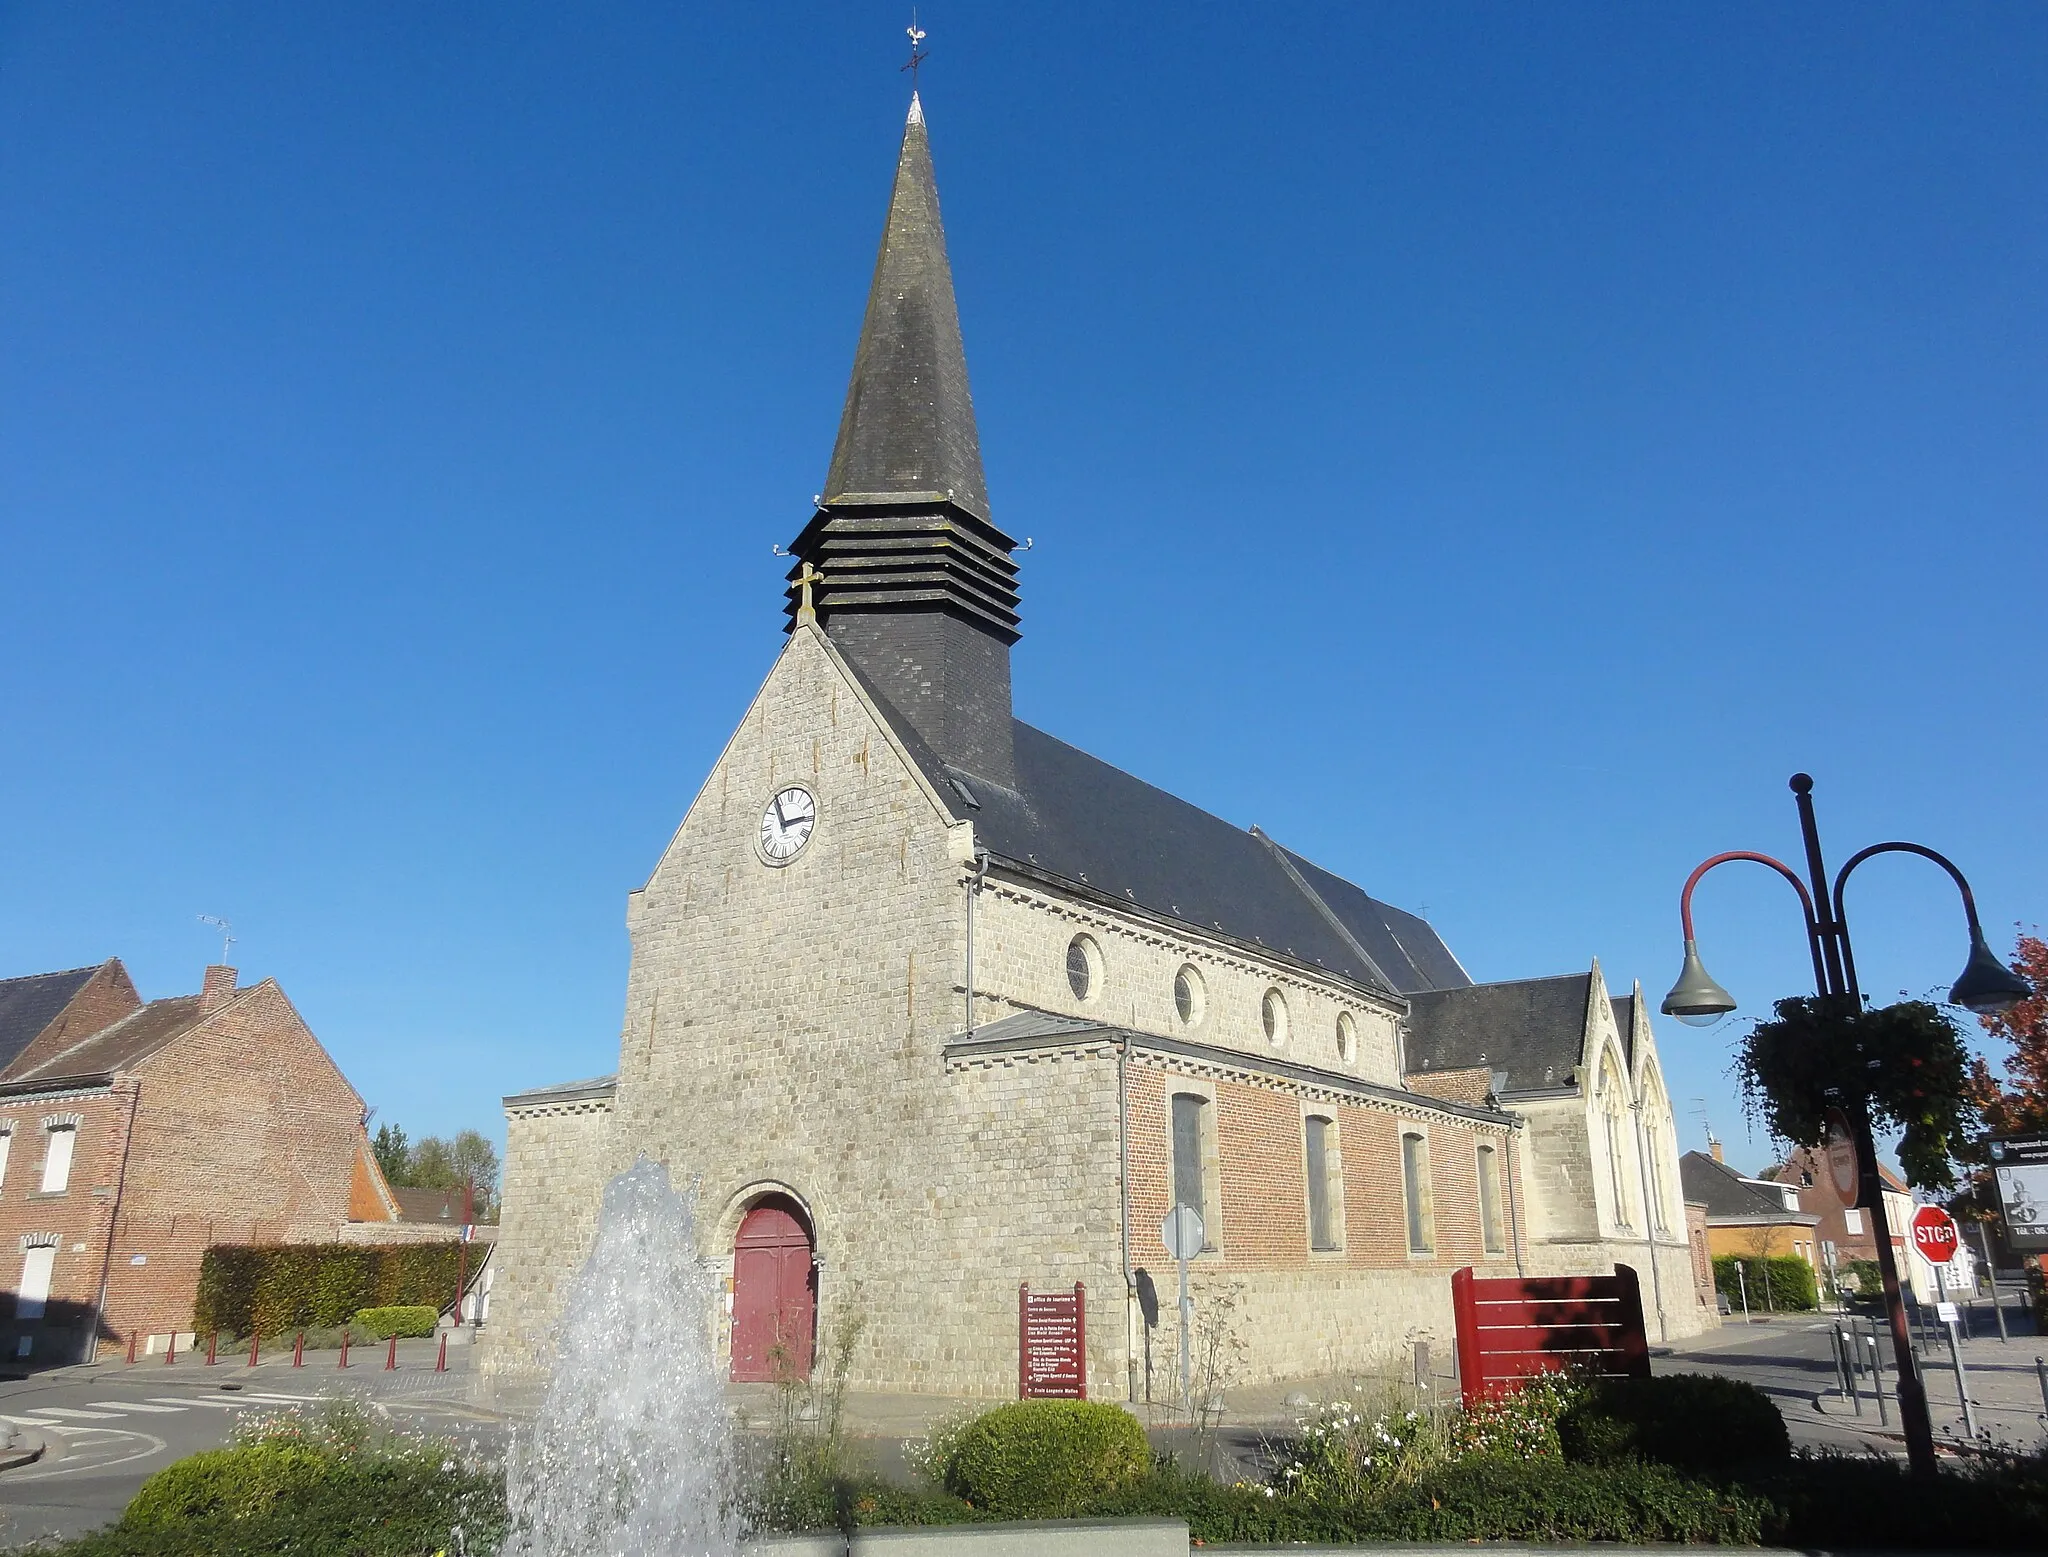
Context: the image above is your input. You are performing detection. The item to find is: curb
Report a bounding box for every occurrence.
[0,1433,48,1473]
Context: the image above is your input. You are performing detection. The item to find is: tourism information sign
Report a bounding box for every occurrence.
[1989,1137,2048,1254]
[1018,1283,1086,1399]
[1910,1205,1959,1264]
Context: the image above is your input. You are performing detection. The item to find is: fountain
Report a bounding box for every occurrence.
[501,1158,740,1557]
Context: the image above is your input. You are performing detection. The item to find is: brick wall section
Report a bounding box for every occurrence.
[0,977,373,1361]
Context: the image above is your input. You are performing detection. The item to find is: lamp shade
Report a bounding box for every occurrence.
[1662,939,1737,1028]
[1949,930,2032,1017]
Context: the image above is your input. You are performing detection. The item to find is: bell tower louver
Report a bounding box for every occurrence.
[785,94,1020,788]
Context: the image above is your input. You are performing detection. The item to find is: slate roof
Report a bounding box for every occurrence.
[822,95,990,523]
[939,720,1469,1000]
[0,966,99,1074]
[0,995,204,1088]
[945,1010,1512,1126]
[503,1074,618,1109]
[1680,1150,1819,1225]
[1403,973,1591,1094]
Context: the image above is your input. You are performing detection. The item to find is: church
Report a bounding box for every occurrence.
[482,94,1710,1400]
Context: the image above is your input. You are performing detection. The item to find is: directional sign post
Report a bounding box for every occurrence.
[1161,1204,1205,1408]
[1911,1205,1960,1266]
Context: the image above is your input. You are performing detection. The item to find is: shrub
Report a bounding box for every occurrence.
[56,1400,508,1557]
[1443,1368,1587,1460]
[942,1400,1149,1517]
[1748,1447,2048,1550]
[1270,1399,1446,1501]
[351,1304,439,1339]
[1713,1253,1818,1312]
[124,1441,334,1529]
[1560,1373,1788,1478]
[1353,1454,1771,1544]
[193,1242,463,1336]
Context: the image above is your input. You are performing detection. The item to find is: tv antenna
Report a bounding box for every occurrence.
[198,914,235,964]
[1689,1097,1715,1149]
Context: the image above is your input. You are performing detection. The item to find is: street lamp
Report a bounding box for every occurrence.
[1660,773,2029,1477]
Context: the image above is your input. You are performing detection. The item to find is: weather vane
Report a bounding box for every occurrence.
[902,11,928,89]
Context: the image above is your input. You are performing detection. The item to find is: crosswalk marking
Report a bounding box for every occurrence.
[2,1415,89,1435]
[87,1400,187,1413]
[238,1392,318,1404]
[24,1407,122,1420]
[145,1396,245,1409]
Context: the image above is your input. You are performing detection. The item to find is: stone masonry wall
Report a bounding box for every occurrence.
[479,1093,615,1377]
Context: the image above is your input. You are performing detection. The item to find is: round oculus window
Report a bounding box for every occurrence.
[1067,934,1103,1001]
[1336,1011,1358,1063]
[1261,987,1289,1047]
[1173,964,1205,1027]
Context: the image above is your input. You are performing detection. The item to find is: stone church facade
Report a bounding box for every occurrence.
[483,94,1704,1399]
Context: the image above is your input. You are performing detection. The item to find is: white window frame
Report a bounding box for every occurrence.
[1401,1128,1434,1255]
[1302,1111,1345,1253]
[39,1122,77,1194]
[16,1239,57,1320]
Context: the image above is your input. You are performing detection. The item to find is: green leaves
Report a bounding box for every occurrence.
[1736,997,1975,1191]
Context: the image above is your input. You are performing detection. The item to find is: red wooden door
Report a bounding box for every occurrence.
[730,1199,815,1382]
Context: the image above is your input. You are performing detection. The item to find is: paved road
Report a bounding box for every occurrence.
[1662,1311,2048,1458]
[0,1338,504,1548]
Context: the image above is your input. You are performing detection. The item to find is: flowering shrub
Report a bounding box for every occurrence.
[1443,1369,1586,1460]
[1269,1399,1446,1501]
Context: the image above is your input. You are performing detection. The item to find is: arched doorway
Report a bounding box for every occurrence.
[730,1194,815,1382]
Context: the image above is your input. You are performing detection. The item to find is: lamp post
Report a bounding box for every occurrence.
[1661,773,2030,1478]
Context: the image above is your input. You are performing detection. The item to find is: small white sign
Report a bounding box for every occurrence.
[1936,1301,1960,1324]
[129,1254,147,1266]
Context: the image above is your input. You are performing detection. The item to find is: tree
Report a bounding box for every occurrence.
[408,1135,457,1189]
[1968,933,2048,1139]
[371,1123,410,1186]
[448,1129,501,1211]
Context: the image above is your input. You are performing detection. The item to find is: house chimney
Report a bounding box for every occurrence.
[200,965,238,1013]
[1709,1137,1724,1165]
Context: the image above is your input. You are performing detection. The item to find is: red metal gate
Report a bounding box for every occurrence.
[1451,1264,1649,1403]
[730,1198,815,1382]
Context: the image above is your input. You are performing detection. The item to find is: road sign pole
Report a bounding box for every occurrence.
[1974,1222,2008,1342]
[1946,1319,1979,1439]
[1177,1252,1191,1408]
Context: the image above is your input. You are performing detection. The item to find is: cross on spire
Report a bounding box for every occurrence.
[901,12,928,89]
[789,561,827,624]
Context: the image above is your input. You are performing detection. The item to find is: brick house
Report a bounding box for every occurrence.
[1760,1146,1959,1304]
[486,94,1704,1398]
[1679,1147,1822,1276]
[0,961,395,1363]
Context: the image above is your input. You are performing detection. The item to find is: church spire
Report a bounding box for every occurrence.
[820,93,990,520]
[787,93,1021,789]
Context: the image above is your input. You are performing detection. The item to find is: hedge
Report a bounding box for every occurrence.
[1559,1373,1789,1478]
[1712,1253,1817,1312]
[194,1243,465,1337]
[351,1305,439,1339]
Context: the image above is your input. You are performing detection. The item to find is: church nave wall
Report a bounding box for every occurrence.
[969,878,1406,1086]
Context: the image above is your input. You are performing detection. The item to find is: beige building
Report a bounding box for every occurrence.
[482,94,1707,1399]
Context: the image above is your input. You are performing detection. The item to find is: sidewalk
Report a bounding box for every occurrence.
[1813,1317,2048,1452]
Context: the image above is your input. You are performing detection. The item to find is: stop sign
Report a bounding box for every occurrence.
[1911,1205,1960,1264]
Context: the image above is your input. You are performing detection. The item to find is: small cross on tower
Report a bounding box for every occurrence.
[790,561,827,624]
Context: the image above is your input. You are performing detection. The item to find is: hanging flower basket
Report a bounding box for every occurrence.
[1735,997,1974,1191]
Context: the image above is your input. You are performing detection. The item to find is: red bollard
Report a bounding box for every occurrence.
[248,1332,260,1367]
[125,1331,136,1365]
[205,1331,218,1366]
[435,1333,448,1373]
[338,1329,350,1369]
[164,1332,177,1365]
[292,1331,305,1367]
[385,1332,397,1371]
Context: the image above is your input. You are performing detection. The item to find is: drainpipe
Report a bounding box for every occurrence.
[1119,1031,1135,1403]
[87,1080,144,1364]
[1503,1115,1527,1278]
[1630,1098,1668,1343]
[964,851,989,1037]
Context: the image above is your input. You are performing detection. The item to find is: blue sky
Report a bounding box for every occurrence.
[3,3,2042,1170]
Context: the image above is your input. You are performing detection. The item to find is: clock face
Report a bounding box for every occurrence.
[758,785,817,864]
